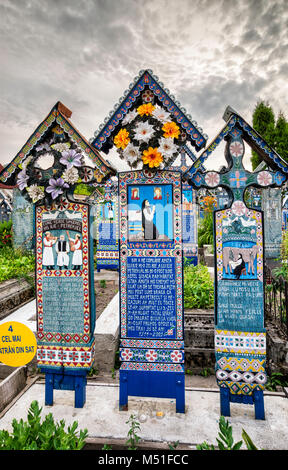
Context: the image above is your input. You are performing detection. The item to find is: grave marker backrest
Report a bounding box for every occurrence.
[185,109,288,419]
[118,169,185,412]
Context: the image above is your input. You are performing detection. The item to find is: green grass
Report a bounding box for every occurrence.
[0,247,35,282]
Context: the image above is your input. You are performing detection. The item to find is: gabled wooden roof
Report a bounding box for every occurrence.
[91,69,208,154]
[0,102,116,185]
[184,106,288,180]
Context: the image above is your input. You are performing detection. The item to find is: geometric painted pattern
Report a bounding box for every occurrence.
[218,380,265,395]
[120,348,184,363]
[215,330,266,355]
[216,369,267,385]
[37,339,95,368]
[120,339,184,349]
[120,362,184,373]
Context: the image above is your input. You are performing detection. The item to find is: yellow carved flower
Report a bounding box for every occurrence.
[114,128,130,149]
[137,103,155,116]
[142,147,163,168]
[162,121,180,139]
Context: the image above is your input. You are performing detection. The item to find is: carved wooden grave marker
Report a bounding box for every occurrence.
[91,69,207,411]
[185,107,288,419]
[0,101,115,407]
[95,178,119,271]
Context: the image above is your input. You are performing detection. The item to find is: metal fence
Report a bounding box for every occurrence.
[265,264,288,338]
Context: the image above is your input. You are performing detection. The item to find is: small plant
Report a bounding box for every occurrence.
[184,264,214,309]
[125,414,141,450]
[102,443,112,450]
[200,368,213,377]
[111,368,116,379]
[100,279,107,289]
[0,400,88,450]
[87,366,99,377]
[168,440,179,449]
[196,416,258,450]
[266,371,288,391]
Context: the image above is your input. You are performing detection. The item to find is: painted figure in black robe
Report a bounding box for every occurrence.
[230,253,246,279]
[141,199,159,240]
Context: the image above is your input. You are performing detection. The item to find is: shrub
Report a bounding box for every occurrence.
[0,220,12,249]
[0,400,88,450]
[184,263,214,309]
[0,247,35,282]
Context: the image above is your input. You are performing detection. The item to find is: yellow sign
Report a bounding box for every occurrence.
[0,322,37,367]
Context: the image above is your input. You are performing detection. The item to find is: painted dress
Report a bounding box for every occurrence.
[72,239,82,266]
[142,206,159,240]
[42,237,56,267]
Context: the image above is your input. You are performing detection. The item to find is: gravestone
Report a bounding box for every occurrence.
[283,195,288,231]
[0,101,115,407]
[182,182,198,265]
[185,107,288,419]
[12,188,34,250]
[95,179,119,271]
[118,169,185,412]
[36,200,96,407]
[91,69,207,411]
[261,187,282,259]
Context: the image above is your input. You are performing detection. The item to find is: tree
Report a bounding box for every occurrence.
[274,112,288,162]
[251,101,275,170]
[251,101,288,170]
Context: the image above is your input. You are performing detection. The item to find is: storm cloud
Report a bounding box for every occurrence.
[0,0,287,170]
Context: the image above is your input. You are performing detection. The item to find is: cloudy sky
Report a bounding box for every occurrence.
[0,0,287,172]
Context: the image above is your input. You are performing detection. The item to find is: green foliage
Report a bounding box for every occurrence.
[184,264,214,309]
[265,371,288,391]
[73,183,94,196]
[0,400,88,450]
[125,414,141,450]
[251,101,288,169]
[198,212,214,247]
[0,220,12,248]
[0,247,35,282]
[251,101,275,170]
[100,279,106,288]
[197,416,258,450]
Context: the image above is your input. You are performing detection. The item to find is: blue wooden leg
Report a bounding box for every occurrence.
[119,371,128,411]
[45,372,54,406]
[220,387,230,416]
[75,375,86,408]
[254,390,265,420]
[176,377,185,413]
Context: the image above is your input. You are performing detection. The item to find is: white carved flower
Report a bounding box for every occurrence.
[26,184,45,203]
[51,142,71,152]
[122,143,141,165]
[62,167,79,184]
[133,121,155,143]
[157,137,177,158]
[152,104,171,123]
[122,109,138,125]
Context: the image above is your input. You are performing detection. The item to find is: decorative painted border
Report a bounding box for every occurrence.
[37,339,95,368]
[217,381,265,395]
[216,356,266,372]
[120,339,184,349]
[215,207,263,282]
[91,70,207,151]
[215,330,266,355]
[120,348,184,363]
[120,362,184,373]
[36,202,91,344]
[118,170,183,340]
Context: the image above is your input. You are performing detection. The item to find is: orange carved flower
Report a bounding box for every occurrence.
[162,121,180,139]
[137,103,155,116]
[142,147,163,168]
[114,128,130,149]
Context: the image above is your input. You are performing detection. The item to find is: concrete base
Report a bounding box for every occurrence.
[93,293,119,374]
[0,379,287,450]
